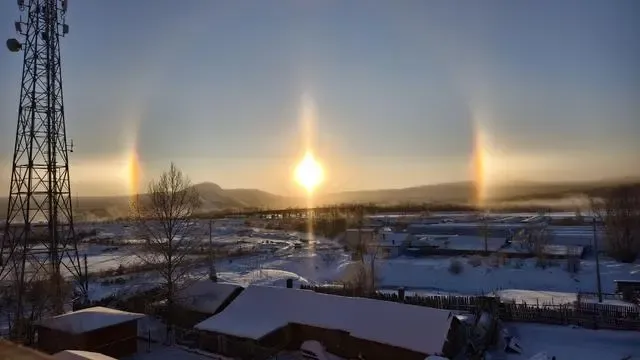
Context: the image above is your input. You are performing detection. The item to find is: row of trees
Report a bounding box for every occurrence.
[591,184,640,263]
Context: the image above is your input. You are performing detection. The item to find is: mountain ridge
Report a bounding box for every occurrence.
[0,177,638,220]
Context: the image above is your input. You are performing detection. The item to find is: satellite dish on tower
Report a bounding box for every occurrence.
[6,38,21,52]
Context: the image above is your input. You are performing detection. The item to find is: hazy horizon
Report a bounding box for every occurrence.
[1,1,639,198]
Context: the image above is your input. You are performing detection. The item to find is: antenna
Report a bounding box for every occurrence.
[1,0,86,342]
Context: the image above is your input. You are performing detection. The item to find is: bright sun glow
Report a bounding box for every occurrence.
[294,152,324,193]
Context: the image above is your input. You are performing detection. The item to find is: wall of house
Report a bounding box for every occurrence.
[84,321,138,358]
[36,327,82,354]
[285,323,429,360]
[345,229,375,249]
[199,331,277,359]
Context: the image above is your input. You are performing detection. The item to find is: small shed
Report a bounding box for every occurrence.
[172,281,244,327]
[36,306,145,358]
[53,350,116,360]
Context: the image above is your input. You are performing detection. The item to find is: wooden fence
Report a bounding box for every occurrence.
[300,284,640,331]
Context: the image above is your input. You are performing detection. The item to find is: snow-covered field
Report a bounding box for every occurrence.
[375,256,639,295]
[82,214,640,307]
[490,323,640,359]
[74,214,640,359]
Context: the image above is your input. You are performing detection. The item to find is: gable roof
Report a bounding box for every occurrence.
[176,281,242,314]
[38,306,145,334]
[195,285,453,356]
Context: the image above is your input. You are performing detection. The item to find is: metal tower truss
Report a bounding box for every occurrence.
[1,0,84,328]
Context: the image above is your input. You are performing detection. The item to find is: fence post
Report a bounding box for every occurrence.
[398,287,405,302]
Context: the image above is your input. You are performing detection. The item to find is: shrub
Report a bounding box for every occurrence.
[513,258,525,269]
[467,255,483,267]
[488,255,501,268]
[448,259,463,275]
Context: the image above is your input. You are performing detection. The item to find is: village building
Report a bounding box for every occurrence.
[194,285,465,360]
[171,280,244,328]
[376,230,414,258]
[35,306,145,358]
[344,228,377,249]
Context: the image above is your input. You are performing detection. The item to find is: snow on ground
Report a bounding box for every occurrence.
[125,341,230,360]
[86,233,351,301]
[490,323,640,360]
[82,218,640,307]
[374,256,640,297]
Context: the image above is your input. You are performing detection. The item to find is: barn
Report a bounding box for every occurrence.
[35,306,145,358]
[194,285,465,360]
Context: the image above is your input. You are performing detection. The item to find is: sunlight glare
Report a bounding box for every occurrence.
[294,151,324,194]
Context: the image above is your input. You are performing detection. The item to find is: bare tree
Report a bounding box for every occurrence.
[478,212,490,253]
[342,243,380,296]
[590,184,640,263]
[130,163,202,339]
[526,223,551,268]
[2,263,72,344]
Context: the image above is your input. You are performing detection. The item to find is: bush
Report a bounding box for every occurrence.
[467,255,482,267]
[448,259,463,275]
[513,258,525,269]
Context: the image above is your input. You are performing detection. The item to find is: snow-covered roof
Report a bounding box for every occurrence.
[176,281,242,314]
[195,286,454,356]
[38,306,146,334]
[0,339,53,359]
[53,350,117,360]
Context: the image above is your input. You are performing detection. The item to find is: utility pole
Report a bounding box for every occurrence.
[593,218,603,303]
[209,219,216,282]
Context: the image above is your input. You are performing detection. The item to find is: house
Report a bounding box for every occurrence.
[171,281,244,327]
[194,285,464,360]
[344,228,376,250]
[376,231,413,258]
[35,307,145,358]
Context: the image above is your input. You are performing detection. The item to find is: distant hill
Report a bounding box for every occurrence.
[319,181,476,205]
[0,178,638,220]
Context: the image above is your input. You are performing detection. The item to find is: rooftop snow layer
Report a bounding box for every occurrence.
[0,339,54,359]
[53,350,117,360]
[176,281,241,314]
[38,306,146,334]
[195,285,454,355]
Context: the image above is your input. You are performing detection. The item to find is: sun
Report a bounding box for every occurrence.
[294,152,324,193]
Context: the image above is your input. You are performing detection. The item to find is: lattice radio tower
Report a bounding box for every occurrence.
[1,0,85,337]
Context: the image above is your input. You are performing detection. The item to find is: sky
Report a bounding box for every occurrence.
[0,0,638,197]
